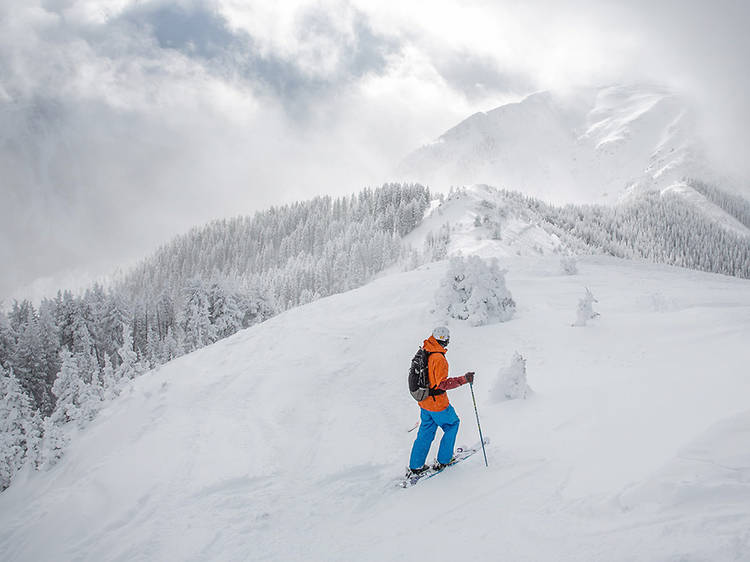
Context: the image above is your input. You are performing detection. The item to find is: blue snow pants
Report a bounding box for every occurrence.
[409,405,460,469]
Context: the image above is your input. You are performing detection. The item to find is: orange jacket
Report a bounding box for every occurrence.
[418,336,467,412]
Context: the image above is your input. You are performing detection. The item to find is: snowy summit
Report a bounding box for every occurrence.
[397,84,723,204]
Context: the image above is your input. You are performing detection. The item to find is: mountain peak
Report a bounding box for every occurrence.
[396,84,703,204]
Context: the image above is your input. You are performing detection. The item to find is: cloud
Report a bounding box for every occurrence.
[1,0,749,300]
[123,2,236,57]
[614,0,750,178]
[427,49,533,103]
[97,0,402,119]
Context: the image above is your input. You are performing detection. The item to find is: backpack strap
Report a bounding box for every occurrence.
[426,350,446,397]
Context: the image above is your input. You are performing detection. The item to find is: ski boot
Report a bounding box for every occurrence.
[406,465,429,477]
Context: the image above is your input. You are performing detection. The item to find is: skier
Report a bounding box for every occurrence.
[408,326,475,475]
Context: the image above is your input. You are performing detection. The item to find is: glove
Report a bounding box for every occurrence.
[464,372,475,384]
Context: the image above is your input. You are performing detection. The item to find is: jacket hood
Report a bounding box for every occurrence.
[423,335,447,354]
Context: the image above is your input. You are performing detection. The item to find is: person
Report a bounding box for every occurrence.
[408,326,475,475]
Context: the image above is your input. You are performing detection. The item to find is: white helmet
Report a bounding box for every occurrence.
[432,326,450,344]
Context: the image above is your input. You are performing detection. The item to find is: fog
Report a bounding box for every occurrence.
[1,0,748,300]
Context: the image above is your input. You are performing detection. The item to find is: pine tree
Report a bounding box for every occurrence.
[491,352,532,402]
[560,256,578,275]
[162,327,180,363]
[573,288,599,327]
[54,290,78,351]
[115,324,143,381]
[0,367,41,490]
[208,282,244,340]
[51,350,101,427]
[0,308,12,370]
[85,283,110,366]
[70,310,101,384]
[38,416,68,470]
[50,350,83,425]
[436,255,516,326]
[100,354,119,401]
[10,301,49,412]
[181,281,215,352]
[38,300,62,416]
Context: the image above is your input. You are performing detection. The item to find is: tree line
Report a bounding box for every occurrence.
[489,184,750,279]
[0,183,431,490]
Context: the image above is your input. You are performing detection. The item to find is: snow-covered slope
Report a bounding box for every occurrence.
[397,84,713,204]
[2,244,750,558]
[400,182,750,274]
[661,181,750,236]
[402,184,570,260]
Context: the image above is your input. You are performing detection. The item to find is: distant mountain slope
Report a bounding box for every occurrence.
[115,182,431,358]
[397,84,715,204]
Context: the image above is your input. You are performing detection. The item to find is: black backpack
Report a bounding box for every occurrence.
[408,348,445,402]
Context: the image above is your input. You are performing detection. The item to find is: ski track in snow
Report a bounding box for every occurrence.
[1,249,750,560]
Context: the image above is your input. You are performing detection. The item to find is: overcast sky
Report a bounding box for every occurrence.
[1,0,748,300]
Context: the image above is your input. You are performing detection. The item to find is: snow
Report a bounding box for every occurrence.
[402,184,567,260]
[662,182,750,237]
[2,225,750,561]
[396,84,737,206]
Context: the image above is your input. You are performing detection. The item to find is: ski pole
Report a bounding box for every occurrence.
[469,381,488,467]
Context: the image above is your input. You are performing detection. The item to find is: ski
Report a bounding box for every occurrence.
[399,438,489,488]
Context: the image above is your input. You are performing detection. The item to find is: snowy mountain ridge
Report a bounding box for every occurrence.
[1,190,750,560]
[397,84,728,205]
[402,183,750,280]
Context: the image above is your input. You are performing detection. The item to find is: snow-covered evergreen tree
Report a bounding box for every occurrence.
[435,255,516,326]
[491,352,532,402]
[9,301,49,412]
[162,327,180,364]
[208,282,244,340]
[37,301,61,415]
[0,367,41,490]
[0,307,13,370]
[424,224,451,262]
[37,416,68,470]
[181,281,216,352]
[561,256,578,275]
[100,354,119,401]
[51,350,101,427]
[115,324,144,381]
[573,288,599,327]
[70,311,100,387]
